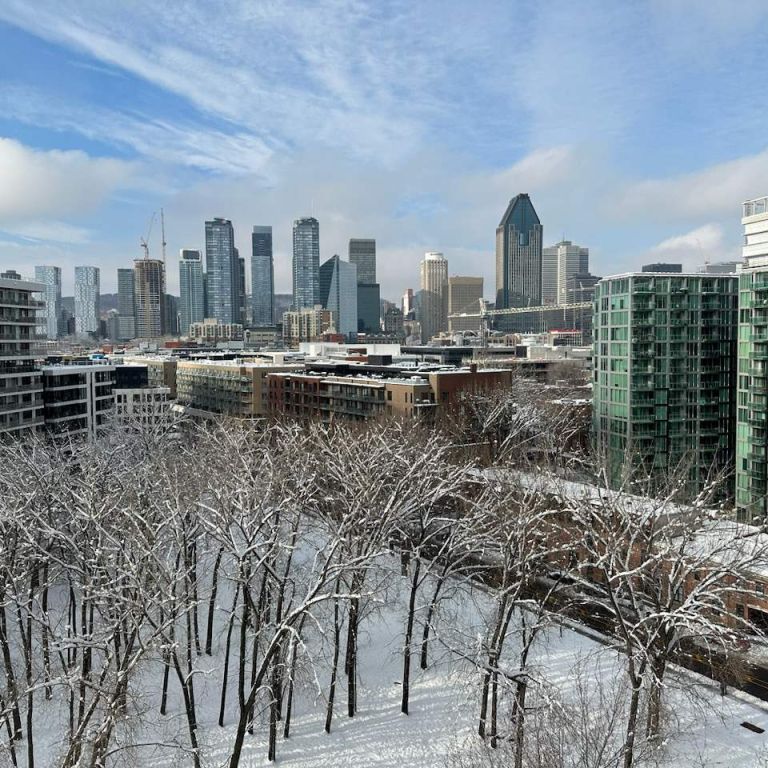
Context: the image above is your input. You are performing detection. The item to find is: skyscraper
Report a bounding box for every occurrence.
[419,252,448,343]
[34,265,62,339]
[495,194,542,309]
[74,266,100,336]
[349,239,376,284]
[134,259,166,338]
[179,249,205,335]
[117,268,136,340]
[236,250,246,325]
[205,218,238,323]
[541,241,589,305]
[251,226,274,326]
[448,276,483,333]
[292,217,320,310]
[319,255,358,338]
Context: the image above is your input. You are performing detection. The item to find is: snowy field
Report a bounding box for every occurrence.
[17,574,768,768]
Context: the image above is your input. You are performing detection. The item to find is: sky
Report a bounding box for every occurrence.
[1,0,768,300]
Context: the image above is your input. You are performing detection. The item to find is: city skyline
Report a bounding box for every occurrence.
[1,3,767,298]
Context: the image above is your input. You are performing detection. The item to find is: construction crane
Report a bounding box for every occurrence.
[140,211,156,260]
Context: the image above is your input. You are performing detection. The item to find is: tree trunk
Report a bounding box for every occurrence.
[283,615,306,739]
[645,656,666,740]
[420,575,445,670]
[346,595,359,718]
[41,561,51,700]
[0,596,21,741]
[513,679,528,768]
[218,582,241,727]
[401,558,421,715]
[205,547,224,656]
[623,676,643,768]
[325,589,342,734]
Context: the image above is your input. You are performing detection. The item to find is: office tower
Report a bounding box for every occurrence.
[642,263,682,273]
[117,268,137,340]
[164,294,179,336]
[541,241,589,305]
[292,217,320,310]
[592,272,737,496]
[179,249,205,335]
[419,251,448,343]
[566,272,602,304]
[448,276,484,333]
[402,288,415,318]
[699,261,741,274]
[319,255,358,338]
[0,275,45,435]
[74,266,100,336]
[252,226,274,326]
[736,196,768,520]
[236,251,246,325]
[205,217,238,323]
[134,259,166,338]
[496,193,542,309]
[106,310,120,341]
[357,284,381,334]
[34,265,62,339]
[384,306,404,338]
[349,239,376,284]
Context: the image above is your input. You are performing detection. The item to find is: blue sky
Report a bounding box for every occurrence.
[1,0,768,299]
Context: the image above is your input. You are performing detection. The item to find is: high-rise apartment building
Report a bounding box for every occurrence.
[0,276,45,435]
[134,259,166,338]
[541,241,589,305]
[448,276,483,333]
[236,252,246,325]
[320,255,358,338]
[402,288,415,318]
[349,239,376,284]
[251,226,274,326]
[205,218,238,324]
[736,196,768,520]
[282,307,334,346]
[496,194,542,309]
[292,217,320,310]
[34,266,62,339]
[179,249,205,335]
[593,272,737,496]
[419,252,448,343]
[74,266,100,336]
[117,268,137,341]
[164,294,179,336]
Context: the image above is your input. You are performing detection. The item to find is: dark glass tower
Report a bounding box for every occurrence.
[292,217,320,310]
[205,218,238,323]
[251,226,274,326]
[495,193,542,309]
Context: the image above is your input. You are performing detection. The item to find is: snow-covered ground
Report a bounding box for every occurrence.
[13,571,768,768]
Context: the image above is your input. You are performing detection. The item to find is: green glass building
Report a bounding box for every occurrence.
[736,197,768,521]
[593,272,738,496]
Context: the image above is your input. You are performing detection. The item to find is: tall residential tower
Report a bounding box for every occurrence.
[251,226,274,325]
[205,218,238,323]
[74,266,100,336]
[292,217,320,310]
[34,265,62,339]
[179,250,205,335]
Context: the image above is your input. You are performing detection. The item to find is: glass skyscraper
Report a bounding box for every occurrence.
[117,268,136,340]
[34,265,61,339]
[495,193,542,309]
[251,226,274,326]
[205,218,238,323]
[179,249,205,335]
[74,266,100,336]
[292,217,320,310]
[319,255,358,338]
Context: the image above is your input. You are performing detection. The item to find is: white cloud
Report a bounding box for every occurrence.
[0,138,133,223]
[614,148,768,221]
[646,223,737,271]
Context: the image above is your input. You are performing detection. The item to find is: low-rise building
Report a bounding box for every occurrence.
[123,356,178,398]
[282,307,334,346]
[176,359,304,417]
[41,363,115,439]
[189,318,244,343]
